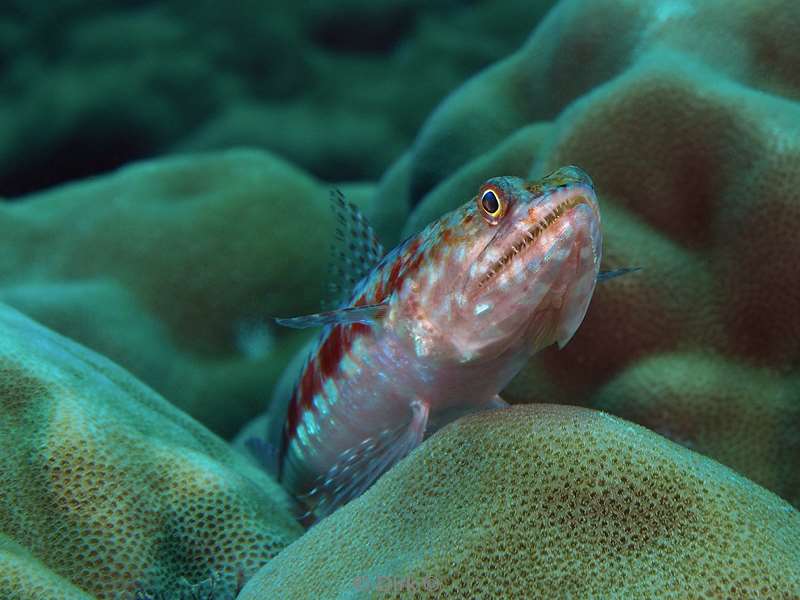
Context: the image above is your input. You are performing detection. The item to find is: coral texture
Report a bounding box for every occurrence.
[379,0,800,507]
[1,536,94,600]
[240,405,800,599]
[0,303,303,599]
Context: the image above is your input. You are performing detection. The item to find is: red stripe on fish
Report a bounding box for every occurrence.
[282,321,374,448]
[267,168,615,524]
[319,324,345,379]
[299,360,317,409]
[279,236,428,468]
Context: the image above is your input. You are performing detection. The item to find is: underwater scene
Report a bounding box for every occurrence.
[1,0,799,598]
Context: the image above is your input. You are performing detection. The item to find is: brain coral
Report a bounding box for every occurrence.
[240,405,800,599]
[0,302,303,599]
[375,0,800,507]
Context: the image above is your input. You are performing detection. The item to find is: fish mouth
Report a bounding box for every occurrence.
[476,194,591,289]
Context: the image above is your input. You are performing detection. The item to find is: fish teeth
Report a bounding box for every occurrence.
[479,196,587,288]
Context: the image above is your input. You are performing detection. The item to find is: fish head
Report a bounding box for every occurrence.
[423,165,602,363]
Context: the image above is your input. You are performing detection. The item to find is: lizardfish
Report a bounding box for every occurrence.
[253,166,637,525]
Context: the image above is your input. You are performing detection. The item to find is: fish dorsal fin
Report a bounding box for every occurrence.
[298,400,429,524]
[274,302,388,329]
[325,189,385,308]
[597,266,642,283]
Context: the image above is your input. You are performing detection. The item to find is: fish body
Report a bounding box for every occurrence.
[269,166,604,524]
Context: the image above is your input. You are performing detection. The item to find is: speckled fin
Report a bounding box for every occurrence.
[299,400,430,524]
[274,302,388,329]
[325,189,385,308]
[597,266,641,282]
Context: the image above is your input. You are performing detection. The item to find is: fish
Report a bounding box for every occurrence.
[253,165,637,525]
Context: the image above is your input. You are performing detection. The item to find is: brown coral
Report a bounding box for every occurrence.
[593,353,800,508]
[240,405,800,599]
[0,303,303,599]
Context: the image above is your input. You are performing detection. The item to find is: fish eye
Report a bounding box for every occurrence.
[482,190,499,213]
[477,186,506,225]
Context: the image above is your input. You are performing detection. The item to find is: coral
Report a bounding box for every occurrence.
[0,303,303,599]
[0,149,369,436]
[132,570,246,600]
[239,405,800,599]
[0,535,94,600]
[374,0,800,507]
[593,353,800,509]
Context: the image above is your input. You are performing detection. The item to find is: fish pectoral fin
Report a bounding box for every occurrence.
[597,266,642,283]
[298,399,430,523]
[274,302,389,329]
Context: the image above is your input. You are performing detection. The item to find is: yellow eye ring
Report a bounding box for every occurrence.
[477,185,506,225]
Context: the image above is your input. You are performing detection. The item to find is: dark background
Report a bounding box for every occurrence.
[0,0,555,198]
